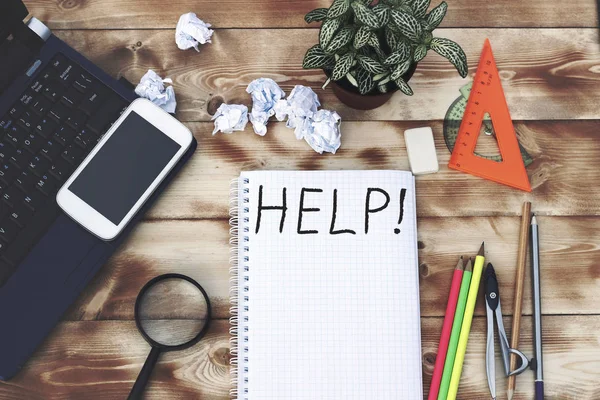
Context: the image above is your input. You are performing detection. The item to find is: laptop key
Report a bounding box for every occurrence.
[0,163,19,186]
[6,124,25,147]
[79,83,108,116]
[9,148,26,169]
[56,63,80,87]
[0,219,20,244]
[0,116,11,130]
[19,92,35,107]
[74,128,97,150]
[30,155,52,177]
[30,79,45,94]
[0,142,15,164]
[73,72,94,93]
[65,111,87,131]
[50,53,69,70]
[2,202,60,267]
[53,126,77,146]
[62,145,84,164]
[29,156,51,177]
[23,190,44,212]
[42,79,64,102]
[49,158,72,182]
[49,102,71,122]
[8,104,24,119]
[2,186,21,208]
[10,204,33,228]
[31,96,52,116]
[15,171,37,193]
[35,117,57,139]
[35,174,58,196]
[40,140,63,160]
[17,110,38,132]
[22,132,43,154]
[61,87,83,108]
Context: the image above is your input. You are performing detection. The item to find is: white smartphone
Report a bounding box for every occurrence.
[57,98,193,240]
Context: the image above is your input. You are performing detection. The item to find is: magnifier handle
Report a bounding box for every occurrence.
[128,347,161,400]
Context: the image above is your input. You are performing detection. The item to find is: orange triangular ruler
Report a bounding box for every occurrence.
[448,39,532,192]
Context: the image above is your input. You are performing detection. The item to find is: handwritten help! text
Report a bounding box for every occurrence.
[254,186,408,235]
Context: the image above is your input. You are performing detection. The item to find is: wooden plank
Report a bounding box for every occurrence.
[140,120,600,220]
[1,317,599,399]
[64,216,600,321]
[51,28,600,122]
[24,0,597,29]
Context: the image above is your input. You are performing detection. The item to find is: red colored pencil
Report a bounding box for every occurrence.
[428,257,465,400]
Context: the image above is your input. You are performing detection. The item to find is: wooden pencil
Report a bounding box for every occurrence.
[437,258,472,400]
[507,201,531,400]
[428,256,465,400]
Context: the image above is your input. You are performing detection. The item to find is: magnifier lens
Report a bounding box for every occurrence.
[137,278,209,347]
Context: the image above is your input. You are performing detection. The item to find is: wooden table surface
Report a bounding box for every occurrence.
[1,1,599,399]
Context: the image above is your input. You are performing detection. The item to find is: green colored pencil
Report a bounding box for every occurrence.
[437,258,473,400]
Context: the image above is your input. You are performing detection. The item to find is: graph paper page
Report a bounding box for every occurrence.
[238,170,422,399]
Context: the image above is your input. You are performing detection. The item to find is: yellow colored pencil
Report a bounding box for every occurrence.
[446,242,485,400]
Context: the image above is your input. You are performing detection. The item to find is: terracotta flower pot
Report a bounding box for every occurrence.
[326,63,418,110]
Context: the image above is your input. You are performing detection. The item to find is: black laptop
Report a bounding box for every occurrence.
[0,0,196,379]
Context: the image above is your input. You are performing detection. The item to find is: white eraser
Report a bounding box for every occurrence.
[404,127,439,175]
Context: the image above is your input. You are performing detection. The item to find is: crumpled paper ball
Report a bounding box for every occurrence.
[211,104,249,134]
[134,69,177,113]
[305,109,342,154]
[273,85,320,140]
[246,78,285,136]
[175,12,214,51]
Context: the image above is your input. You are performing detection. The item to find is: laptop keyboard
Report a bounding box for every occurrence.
[0,53,129,287]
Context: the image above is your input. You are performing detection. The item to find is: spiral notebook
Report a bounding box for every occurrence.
[229,171,422,399]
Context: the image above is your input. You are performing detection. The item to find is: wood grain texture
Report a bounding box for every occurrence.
[62,215,600,321]
[137,120,600,220]
[50,28,600,122]
[24,0,598,29]
[2,317,600,399]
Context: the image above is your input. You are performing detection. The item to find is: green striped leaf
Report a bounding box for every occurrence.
[394,77,414,95]
[319,18,342,49]
[332,52,356,80]
[372,3,390,25]
[383,48,410,65]
[384,43,410,65]
[346,72,359,87]
[430,37,468,77]
[367,33,381,50]
[351,2,380,28]
[390,58,412,80]
[356,54,387,74]
[426,1,447,30]
[353,25,371,49]
[395,40,411,55]
[357,68,375,94]
[326,27,355,53]
[305,8,329,23]
[411,0,430,19]
[302,44,335,69]
[390,10,422,42]
[413,44,427,62]
[328,0,350,18]
[385,27,399,50]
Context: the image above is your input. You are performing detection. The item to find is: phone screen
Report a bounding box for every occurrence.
[69,111,182,225]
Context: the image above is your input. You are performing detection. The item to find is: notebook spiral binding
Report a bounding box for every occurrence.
[229,177,250,400]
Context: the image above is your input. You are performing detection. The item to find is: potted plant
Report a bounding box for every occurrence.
[302,0,468,110]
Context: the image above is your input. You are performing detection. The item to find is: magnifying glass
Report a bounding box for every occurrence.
[127,273,211,400]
